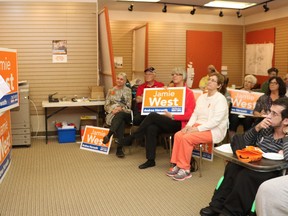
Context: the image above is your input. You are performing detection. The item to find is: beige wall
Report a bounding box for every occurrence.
[245,16,288,78]
[110,20,244,87]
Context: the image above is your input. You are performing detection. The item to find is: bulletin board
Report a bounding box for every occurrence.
[186,30,222,89]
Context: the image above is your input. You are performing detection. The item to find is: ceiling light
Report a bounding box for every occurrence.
[236,10,242,18]
[263,3,270,12]
[219,10,224,17]
[190,7,196,15]
[205,1,257,9]
[162,4,167,13]
[128,4,133,11]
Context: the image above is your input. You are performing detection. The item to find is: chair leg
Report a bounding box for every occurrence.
[168,135,172,157]
[199,143,203,177]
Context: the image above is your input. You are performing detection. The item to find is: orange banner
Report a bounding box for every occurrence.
[0,110,12,183]
[0,48,19,112]
[141,87,185,115]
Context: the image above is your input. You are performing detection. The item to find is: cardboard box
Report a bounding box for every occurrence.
[90,86,104,100]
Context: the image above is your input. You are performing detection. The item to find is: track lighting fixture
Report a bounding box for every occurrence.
[219,10,223,17]
[263,3,269,12]
[162,4,167,13]
[128,4,133,12]
[190,7,196,15]
[236,10,242,18]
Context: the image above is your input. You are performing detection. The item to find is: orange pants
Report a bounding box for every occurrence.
[170,127,212,170]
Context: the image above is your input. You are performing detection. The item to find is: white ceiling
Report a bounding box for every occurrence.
[98,0,288,17]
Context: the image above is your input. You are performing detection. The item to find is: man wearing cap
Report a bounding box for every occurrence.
[133,67,164,125]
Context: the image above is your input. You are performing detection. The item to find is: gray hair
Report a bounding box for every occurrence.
[172,67,187,81]
[244,74,257,85]
[117,72,127,81]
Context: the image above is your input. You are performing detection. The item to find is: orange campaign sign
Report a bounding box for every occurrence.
[80,126,112,155]
[192,143,214,161]
[0,110,12,183]
[228,88,264,116]
[141,87,186,115]
[0,48,19,112]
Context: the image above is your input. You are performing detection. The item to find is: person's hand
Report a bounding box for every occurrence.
[136,96,142,103]
[255,117,272,131]
[181,126,199,134]
[278,150,284,155]
[112,106,122,114]
[163,110,172,119]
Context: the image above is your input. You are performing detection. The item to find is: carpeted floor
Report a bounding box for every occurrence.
[0,138,225,216]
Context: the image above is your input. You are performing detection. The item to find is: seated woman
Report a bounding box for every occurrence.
[167,72,229,181]
[253,76,286,122]
[121,67,196,169]
[103,72,132,158]
[229,74,258,140]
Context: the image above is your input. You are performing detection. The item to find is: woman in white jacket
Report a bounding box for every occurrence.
[167,72,229,181]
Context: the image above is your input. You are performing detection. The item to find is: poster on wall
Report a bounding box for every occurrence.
[52,40,67,63]
[80,126,112,155]
[0,110,12,184]
[0,48,19,112]
[246,43,274,75]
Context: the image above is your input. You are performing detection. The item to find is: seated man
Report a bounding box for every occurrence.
[133,66,164,125]
[200,97,288,216]
[199,64,217,91]
[256,175,288,216]
[261,67,279,94]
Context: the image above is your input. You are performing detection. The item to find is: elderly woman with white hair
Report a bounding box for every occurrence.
[228,74,258,139]
[121,67,196,169]
[103,72,132,158]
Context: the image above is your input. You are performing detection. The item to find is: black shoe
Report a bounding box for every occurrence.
[116,147,125,158]
[200,206,218,216]
[138,160,155,169]
[120,135,134,146]
[103,135,110,144]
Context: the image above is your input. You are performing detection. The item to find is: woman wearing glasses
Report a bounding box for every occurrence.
[254,76,286,118]
[167,73,229,181]
[121,67,196,169]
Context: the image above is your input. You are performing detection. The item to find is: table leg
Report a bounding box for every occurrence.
[45,107,48,144]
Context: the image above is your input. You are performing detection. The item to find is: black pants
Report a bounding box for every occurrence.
[110,112,131,139]
[133,112,181,160]
[210,162,280,216]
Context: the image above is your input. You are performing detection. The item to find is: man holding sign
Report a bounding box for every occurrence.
[121,67,196,169]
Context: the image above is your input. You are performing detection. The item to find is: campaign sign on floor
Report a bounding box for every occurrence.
[0,48,19,113]
[0,110,12,184]
[192,143,213,161]
[80,126,112,155]
[228,89,264,116]
[141,87,186,115]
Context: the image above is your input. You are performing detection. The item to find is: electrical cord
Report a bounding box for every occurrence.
[29,98,40,138]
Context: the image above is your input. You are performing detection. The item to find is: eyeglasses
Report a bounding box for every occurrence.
[144,67,155,73]
[171,73,183,76]
[269,81,279,85]
[208,78,218,83]
[244,80,253,84]
[268,110,281,117]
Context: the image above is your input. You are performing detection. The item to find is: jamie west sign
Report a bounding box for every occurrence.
[141,87,186,115]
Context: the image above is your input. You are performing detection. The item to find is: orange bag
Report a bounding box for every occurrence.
[236,146,263,163]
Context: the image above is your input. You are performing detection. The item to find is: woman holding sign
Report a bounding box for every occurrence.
[167,73,228,181]
[121,67,196,169]
[229,75,258,140]
[103,72,132,158]
[254,77,286,118]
